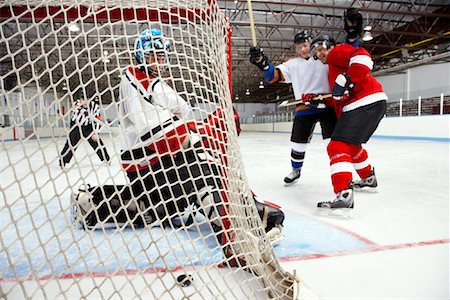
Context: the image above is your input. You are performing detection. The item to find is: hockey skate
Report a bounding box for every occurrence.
[317,189,354,218]
[283,169,301,184]
[70,185,96,230]
[353,169,378,193]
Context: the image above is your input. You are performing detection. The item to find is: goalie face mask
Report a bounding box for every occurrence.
[135,28,172,76]
[144,50,171,76]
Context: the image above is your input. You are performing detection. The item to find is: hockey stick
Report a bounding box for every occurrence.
[247,0,257,47]
[278,93,332,108]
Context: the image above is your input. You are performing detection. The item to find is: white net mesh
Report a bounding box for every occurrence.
[1,1,298,299]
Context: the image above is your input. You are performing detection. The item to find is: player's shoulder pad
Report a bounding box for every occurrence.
[284,56,300,62]
[277,56,306,70]
[329,43,358,60]
[349,47,373,70]
[352,46,370,57]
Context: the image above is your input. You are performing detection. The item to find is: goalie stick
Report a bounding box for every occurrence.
[278,93,332,108]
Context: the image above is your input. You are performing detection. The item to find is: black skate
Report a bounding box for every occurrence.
[317,189,354,218]
[353,169,378,192]
[284,169,301,184]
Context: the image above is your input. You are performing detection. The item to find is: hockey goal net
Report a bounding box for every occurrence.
[1,1,299,299]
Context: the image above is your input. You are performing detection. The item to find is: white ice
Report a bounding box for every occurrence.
[240,132,449,299]
[1,132,449,299]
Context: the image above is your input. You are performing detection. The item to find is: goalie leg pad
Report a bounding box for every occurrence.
[195,186,224,238]
[71,184,147,229]
[71,186,96,230]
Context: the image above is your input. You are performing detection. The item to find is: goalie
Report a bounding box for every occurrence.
[71,28,284,245]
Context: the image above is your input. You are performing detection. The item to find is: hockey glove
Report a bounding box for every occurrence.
[249,47,270,71]
[332,73,354,101]
[302,93,326,109]
[344,7,363,39]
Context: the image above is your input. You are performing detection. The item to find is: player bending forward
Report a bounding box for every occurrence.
[70,28,284,245]
[311,35,387,217]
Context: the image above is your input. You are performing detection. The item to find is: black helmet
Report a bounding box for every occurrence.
[310,35,336,59]
[294,30,312,44]
[311,35,335,49]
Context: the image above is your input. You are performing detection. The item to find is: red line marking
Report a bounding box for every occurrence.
[2,239,448,283]
[279,238,450,262]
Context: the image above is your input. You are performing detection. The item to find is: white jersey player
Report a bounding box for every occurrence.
[249,31,337,185]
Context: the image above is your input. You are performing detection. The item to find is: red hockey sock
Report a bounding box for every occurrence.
[327,140,354,193]
[351,146,372,179]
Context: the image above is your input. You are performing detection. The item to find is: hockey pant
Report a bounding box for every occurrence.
[290,110,337,170]
[60,121,110,165]
[76,149,225,238]
[327,140,372,193]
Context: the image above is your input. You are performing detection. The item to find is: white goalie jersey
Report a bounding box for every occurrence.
[118,66,193,172]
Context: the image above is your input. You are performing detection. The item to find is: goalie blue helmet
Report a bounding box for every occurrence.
[135,28,172,65]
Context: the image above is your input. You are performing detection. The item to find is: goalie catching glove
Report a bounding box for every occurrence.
[332,73,354,101]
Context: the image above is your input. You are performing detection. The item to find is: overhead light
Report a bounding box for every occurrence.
[276,95,280,100]
[362,13,373,42]
[259,81,264,89]
[234,0,238,3]
[245,89,250,95]
[102,50,110,63]
[235,94,239,100]
[362,31,373,42]
[68,23,80,32]
[62,82,68,91]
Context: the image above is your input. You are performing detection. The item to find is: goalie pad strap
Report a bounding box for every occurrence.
[262,206,269,229]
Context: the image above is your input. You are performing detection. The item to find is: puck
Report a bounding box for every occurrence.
[176,274,193,287]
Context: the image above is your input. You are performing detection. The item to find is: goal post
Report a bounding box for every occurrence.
[1,1,300,299]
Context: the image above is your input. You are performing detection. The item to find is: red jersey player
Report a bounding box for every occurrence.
[311,36,387,217]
